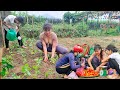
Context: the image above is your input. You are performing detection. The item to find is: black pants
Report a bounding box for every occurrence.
[109,58,120,74]
[4,29,23,48]
[56,66,74,75]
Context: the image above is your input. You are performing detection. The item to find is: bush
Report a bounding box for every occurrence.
[20,22,119,38]
[87,20,118,30]
[74,22,89,37]
[20,23,44,38]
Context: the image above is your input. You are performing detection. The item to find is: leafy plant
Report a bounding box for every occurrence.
[30,49,38,55]
[21,64,31,76]
[17,48,26,58]
[23,58,27,64]
[34,58,43,65]
[32,65,40,75]
[0,57,14,77]
[44,69,53,78]
[11,73,21,79]
[49,55,58,64]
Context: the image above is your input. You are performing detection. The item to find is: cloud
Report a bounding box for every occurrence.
[14,11,76,19]
[27,11,75,19]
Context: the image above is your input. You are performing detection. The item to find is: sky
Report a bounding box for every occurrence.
[17,11,76,19]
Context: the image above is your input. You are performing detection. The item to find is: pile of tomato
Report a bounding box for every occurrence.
[76,68,99,77]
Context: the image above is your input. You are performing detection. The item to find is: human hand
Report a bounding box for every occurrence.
[81,62,85,67]
[95,67,100,72]
[89,67,94,70]
[7,25,11,29]
[43,56,48,62]
[51,55,54,59]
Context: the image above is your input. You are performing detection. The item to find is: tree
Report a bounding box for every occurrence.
[63,12,72,24]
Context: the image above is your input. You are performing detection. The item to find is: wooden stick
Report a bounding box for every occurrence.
[1,17,5,47]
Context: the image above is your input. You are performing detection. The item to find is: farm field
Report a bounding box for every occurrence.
[2,36,120,79]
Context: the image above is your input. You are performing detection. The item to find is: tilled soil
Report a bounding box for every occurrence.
[2,36,120,79]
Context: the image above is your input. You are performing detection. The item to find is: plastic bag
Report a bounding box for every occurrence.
[76,66,85,77]
[68,71,79,79]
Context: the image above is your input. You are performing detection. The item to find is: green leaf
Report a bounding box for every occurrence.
[0,68,7,77]
[34,58,42,65]
[21,64,31,76]
[26,70,31,76]
[6,64,14,69]
[2,61,8,65]
[50,56,58,64]
[45,71,49,78]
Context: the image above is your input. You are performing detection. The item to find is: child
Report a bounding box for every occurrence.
[87,44,108,72]
[102,44,120,79]
[36,23,68,62]
[3,15,26,50]
[55,45,84,79]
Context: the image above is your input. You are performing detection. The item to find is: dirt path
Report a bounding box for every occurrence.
[2,36,120,79]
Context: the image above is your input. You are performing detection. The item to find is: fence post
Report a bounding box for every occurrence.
[82,17,84,31]
[118,16,120,32]
[97,12,99,32]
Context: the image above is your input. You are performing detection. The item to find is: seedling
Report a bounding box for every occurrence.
[44,69,53,78]
[21,64,31,76]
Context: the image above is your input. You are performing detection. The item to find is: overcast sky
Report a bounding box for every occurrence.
[17,11,76,19]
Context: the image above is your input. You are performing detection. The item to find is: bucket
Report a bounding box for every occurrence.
[100,66,107,76]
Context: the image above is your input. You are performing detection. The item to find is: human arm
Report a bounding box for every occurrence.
[95,52,109,72]
[69,54,81,70]
[3,21,11,29]
[51,33,58,58]
[101,56,110,63]
[87,52,95,70]
[95,54,109,72]
[40,34,48,62]
[95,62,107,72]
[15,25,20,32]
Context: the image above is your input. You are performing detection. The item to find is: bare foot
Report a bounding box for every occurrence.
[107,74,119,79]
[21,46,27,49]
[6,48,10,51]
[112,74,119,79]
[107,75,112,79]
[64,75,68,79]
[61,74,65,78]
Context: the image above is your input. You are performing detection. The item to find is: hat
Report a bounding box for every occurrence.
[73,45,83,53]
[16,16,24,23]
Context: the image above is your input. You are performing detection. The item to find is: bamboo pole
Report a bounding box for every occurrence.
[32,16,34,29]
